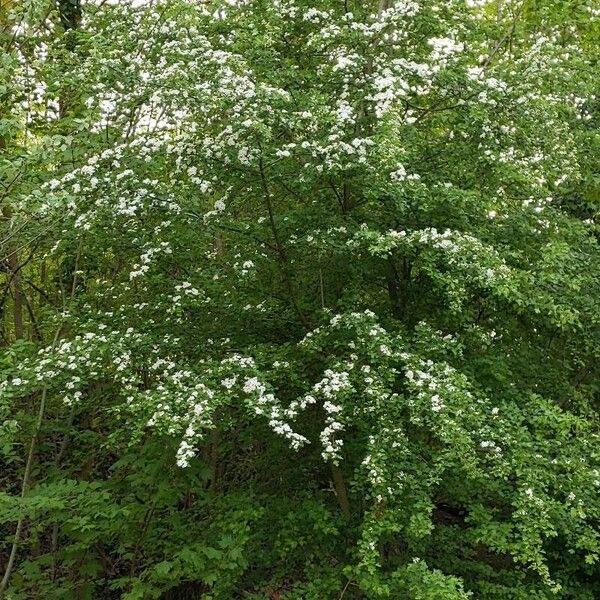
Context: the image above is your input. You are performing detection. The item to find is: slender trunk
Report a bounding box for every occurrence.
[2,207,24,341]
[0,244,81,597]
[259,157,311,330]
[378,0,390,17]
[330,464,351,517]
[0,329,61,599]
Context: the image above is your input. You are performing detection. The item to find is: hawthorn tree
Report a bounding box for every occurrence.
[1,0,599,598]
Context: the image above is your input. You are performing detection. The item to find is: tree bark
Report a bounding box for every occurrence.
[331,464,351,517]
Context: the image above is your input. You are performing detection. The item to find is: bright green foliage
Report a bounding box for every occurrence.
[1,0,599,598]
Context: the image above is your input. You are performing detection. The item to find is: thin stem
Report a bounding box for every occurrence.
[0,327,61,599]
[0,241,82,598]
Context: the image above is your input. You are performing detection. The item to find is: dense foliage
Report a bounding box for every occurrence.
[1,0,600,598]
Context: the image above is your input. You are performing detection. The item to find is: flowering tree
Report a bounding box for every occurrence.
[1,0,599,598]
